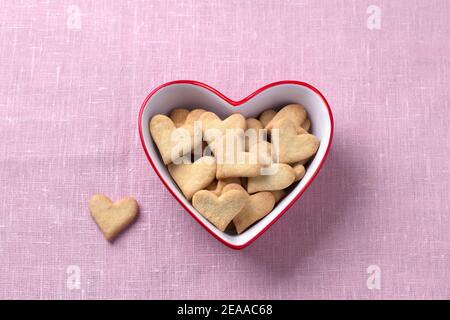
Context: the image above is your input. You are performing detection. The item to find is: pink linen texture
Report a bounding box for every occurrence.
[0,0,449,299]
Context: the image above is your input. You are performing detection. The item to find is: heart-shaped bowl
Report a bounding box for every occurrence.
[139,80,333,249]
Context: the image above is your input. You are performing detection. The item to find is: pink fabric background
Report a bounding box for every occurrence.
[0,0,449,300]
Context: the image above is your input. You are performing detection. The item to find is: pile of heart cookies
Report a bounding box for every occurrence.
[149,104,320,234]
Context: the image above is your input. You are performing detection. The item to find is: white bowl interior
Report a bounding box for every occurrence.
[140,83,332,247]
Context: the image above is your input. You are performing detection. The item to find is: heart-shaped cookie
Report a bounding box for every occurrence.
[271,190,286,203]
[169,108,190,127]
[247,163,296,193]
[89,194,139,242]
[301,118,311,132]
[292,163,306,181]
[139,80,333,249]
[192,188,249,231]
[233,191,276,234]
[201,112,246,135]
[219,184,275,234]
[245,118,264,151]
[168,156,216,200]
[213,131,262,179]
[221,183,247,194]
[200,112,246,152]
[259,109,277,127]
[271,118,320,164]
[184,108,206,126]
[216,152,262,179]
[265,104,307,132]
[248,141,274,166]
[150,115,202,165]
[206,178,242,195]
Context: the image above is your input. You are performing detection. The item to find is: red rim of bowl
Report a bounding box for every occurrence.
[138,80,334,249]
